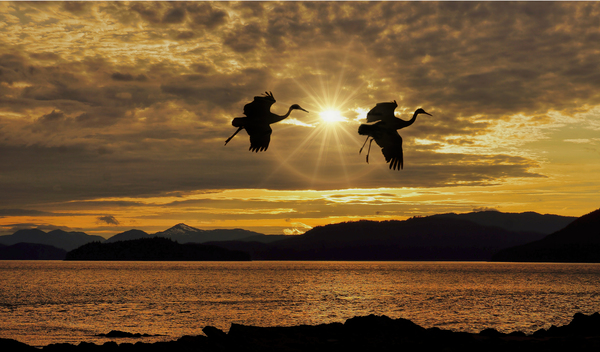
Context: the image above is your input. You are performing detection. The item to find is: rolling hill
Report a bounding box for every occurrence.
[208,216,552,261]
[0,229,105,251]
[492,208,600,262]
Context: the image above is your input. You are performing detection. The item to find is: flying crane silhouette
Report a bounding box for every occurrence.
[224,91,309,152]
[358,101,432,170]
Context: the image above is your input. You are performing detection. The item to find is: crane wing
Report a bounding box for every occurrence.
[245,124,272,152]
[366,101,398,123]
[373,129,404,170]
[243,92,276,118]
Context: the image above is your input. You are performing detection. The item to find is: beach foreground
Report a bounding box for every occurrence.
[3,312,600,352]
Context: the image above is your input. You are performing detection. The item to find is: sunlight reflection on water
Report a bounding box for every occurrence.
[1,261,600,347]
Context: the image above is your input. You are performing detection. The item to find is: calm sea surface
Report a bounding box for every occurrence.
[1,261,600,347]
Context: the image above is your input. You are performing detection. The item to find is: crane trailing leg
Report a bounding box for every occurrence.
[358,124,377,163]
[359,136,370,154]
[225,126,243,146]
[365,138,374,163]
[358,136,374,163]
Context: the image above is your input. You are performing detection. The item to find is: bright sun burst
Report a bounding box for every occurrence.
[319,110,346,124]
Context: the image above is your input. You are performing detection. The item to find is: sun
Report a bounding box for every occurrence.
[319,110,347,124]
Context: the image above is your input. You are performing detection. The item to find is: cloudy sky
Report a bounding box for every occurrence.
[1,1,599,238]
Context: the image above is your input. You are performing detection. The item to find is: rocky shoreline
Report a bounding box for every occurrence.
[3,312,600,351]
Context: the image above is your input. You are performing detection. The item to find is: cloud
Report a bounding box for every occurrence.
[0,209,52,217]
[283,220,313,235]
[473,207,499,212]
[0,1,599,231]
[97,215,120,226]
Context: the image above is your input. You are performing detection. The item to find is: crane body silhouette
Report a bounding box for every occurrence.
[225,92,308,152]
[358,101,431,170]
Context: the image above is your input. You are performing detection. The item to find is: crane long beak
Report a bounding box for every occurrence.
[300,108,309,113]
[424,111,432,116]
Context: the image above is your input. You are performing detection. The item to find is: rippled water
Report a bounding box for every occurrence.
[1,261,600,347]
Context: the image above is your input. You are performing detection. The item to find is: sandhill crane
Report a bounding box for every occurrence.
[358,101,431,170]
[224,91,308,152]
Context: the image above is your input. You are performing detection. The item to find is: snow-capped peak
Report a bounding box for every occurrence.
[166,223,203,235]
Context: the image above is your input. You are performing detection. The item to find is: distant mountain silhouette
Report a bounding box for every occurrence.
[0,242,67,260]
[0,211,578,261]
[104,229,151,243]
[0,229,105,251]
[492,208,600,262]
[154,223,274,243]
[210,217,550,261]
[65,237,250,261]
[432,210,576,234]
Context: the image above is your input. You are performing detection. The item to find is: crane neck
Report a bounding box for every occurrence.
[270,106,295,124]
[392,110,419,129]
[407,110,420,125]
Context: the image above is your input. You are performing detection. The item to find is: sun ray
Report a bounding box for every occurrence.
[258,44,380,188]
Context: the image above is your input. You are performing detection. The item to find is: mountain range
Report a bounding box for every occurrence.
[492,208,600,262]
[207,217,553,261]
[0,229,105,251]
[0,210,593,261]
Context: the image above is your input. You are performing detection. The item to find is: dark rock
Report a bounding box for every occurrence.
[9,312,600,352]
[77,341,100,351]
[344,314,426,337]
[43,342,79,351]
[96,331,160,338]
[101,341,119,352]
[532,328,548,337]
[0,338,38,352]
[202,326,228,340]
[479,328,504,337]
[568,312,600,336]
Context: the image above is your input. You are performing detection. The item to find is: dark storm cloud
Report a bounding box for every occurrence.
[97,215,120,225]
[162,7,186,24]
[223,23,265,53]
[188,3,229,29]
[111,72,135,81]
[62,1,90,15]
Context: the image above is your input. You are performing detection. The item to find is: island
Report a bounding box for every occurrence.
[64,237,250,261]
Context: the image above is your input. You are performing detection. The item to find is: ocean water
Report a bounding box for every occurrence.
[1,261,600,347]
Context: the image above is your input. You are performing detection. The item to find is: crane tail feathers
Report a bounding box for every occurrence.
[232,118,244,127]
[358,124,376,136]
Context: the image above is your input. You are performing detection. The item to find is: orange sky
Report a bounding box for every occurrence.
[0,1,599,238]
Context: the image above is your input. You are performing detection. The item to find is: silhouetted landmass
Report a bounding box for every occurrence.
[64,237,250,261]
[96,331,163,338]
[209,217,549,261]
[0,211,574,258]
[2,312,600,351]
[236,234,288,243]
[0,242,66,260]
[0,229,105,251]
[492,208,600,262]
[432,210,576,234]
[154,223,272,243]
[104,229,151,243]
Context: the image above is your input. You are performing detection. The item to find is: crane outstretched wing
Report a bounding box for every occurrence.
[243,92,276,118]
[373,129,404,170]
[366,101,398,123]
[245,124,272,152]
